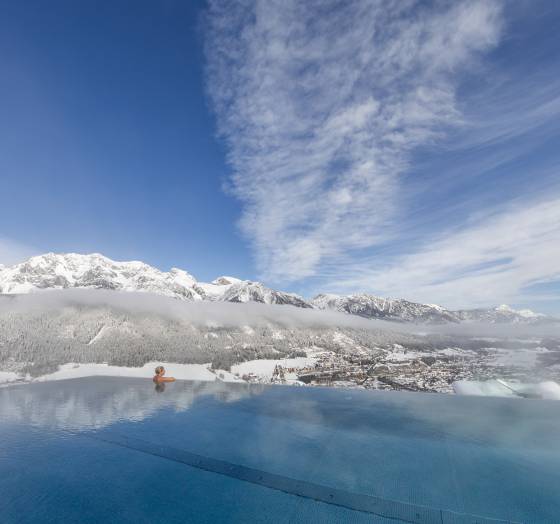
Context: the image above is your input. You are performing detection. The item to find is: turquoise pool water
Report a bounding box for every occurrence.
[1,377,559,523]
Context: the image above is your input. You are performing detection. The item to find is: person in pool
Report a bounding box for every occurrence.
[153,365,176,384]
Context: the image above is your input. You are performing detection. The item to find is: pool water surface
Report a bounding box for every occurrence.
[1,377,559,523]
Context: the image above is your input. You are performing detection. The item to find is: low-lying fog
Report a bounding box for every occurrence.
[1,288,558,337]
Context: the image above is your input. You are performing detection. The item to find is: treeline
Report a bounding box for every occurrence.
[0,303,493,376]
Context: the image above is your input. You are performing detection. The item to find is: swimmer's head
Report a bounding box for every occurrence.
[155,366,165,376]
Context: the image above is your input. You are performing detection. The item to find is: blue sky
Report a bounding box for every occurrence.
[1,0,559,313]
[0,0,247,278]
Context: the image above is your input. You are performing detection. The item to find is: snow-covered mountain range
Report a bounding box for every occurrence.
[311,294,552,324]
[0,253,555,324]
[0,253,309,308]
[311,293,460,323]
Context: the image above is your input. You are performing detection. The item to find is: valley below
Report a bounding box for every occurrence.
[1,253,559,400]
[1,290,559,399]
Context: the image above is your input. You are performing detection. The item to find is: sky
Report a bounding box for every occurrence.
[1,0,559,313]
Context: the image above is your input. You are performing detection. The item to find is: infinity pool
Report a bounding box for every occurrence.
[1,377,559,523]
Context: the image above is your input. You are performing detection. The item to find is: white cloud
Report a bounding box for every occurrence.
[204,0,503,282]
[333,196,560,309]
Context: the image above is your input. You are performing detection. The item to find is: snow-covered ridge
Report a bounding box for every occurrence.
[0,253,555,324]
[0,253,309,308]
[311,293,460,323]
[311,293,554,325]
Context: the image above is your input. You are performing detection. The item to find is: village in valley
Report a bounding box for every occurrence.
[230,340,560,394]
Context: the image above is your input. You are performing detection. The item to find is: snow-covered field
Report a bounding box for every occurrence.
[35,362,220,382]
[0,371,19,384]
[230,356,316,384]
[0,358,316,386]
[0,362,237,386]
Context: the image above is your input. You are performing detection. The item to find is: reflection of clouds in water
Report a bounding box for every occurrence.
[233,387,560,455]
[241,396,328,471]
[366,390,560,452]
[0,377,258,431]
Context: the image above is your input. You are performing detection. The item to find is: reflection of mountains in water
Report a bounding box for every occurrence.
[0,377,262,430]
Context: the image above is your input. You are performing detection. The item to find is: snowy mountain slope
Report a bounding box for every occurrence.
[311,293,556,325]
[0,253,311,308]
[0,253,555,323]
[311,293,460,323]
[0,253,202,299]
[453,304,547,323]
[217,280,312,308]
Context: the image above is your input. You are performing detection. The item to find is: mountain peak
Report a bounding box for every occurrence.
[0,252,554,324]
[0,253,311,308]
[212,276,243,286]
[496,304,514,312]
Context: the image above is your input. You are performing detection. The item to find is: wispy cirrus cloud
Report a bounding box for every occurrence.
[331,195,560,310]
[204,0,503,283]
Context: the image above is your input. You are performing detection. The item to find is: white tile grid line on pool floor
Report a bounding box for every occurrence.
[74,430,520,524]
